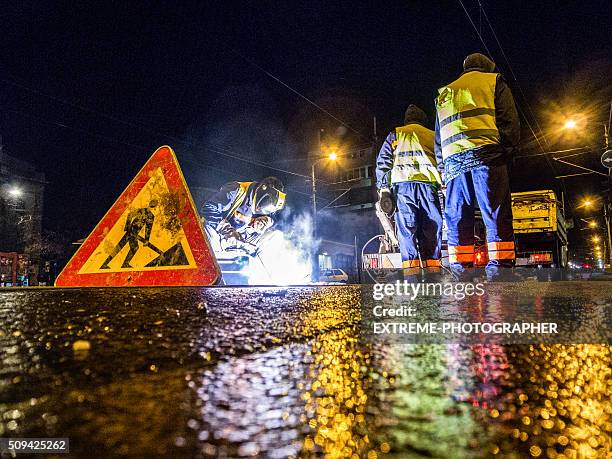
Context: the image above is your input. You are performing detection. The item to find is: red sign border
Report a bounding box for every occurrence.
[55,145,220,287]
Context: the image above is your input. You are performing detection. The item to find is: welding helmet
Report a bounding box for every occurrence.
[253,177,286,214]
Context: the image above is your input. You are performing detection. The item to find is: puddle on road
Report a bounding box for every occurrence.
[2,336,608,457]
[0,286,610,457]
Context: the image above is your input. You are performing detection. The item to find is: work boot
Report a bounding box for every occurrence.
[449,263,476,282]
[485,263,522,282]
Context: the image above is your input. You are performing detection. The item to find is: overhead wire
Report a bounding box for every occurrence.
[478,2,551,148]
[2,27,382,212]
[214,38,369,140]
[1,71,349,189]
[458,0,547,155]
[1,79,320,183]
[476,1,577,209]
[4,99,332,201]
[458,0,573,210]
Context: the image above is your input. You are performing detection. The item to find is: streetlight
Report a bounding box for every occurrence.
[310,151,338,280]
[556,105,612,267]
[8,187,23,197]
[311,151,339,225]
[580,196,612,268]
[592,236,600,243]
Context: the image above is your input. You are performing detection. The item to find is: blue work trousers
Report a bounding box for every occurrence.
[394,181,443,272]
[445,164,515,268]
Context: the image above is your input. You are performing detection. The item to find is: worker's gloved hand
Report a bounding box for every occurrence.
[378,188,395,215]
[218,223,244,244]
[378,187,391,200]
[250,216,273,233]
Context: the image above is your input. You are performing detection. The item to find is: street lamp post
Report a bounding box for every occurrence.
[311,152,338,238]
[310,152,338,279]
[582,199,612,268]
[605,202,612,268]
[559,108,612,268]
[311,161,318,236]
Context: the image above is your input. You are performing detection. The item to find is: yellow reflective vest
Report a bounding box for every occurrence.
[223,181,253,223]
[435,71,501,160]
[390,123,441,185]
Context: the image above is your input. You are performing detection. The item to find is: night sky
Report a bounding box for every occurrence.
[1,1,610,257]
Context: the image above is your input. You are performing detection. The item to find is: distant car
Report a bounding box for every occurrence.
[319,268,348,283]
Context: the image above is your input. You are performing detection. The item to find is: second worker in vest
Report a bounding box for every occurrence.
[434,53,520,280]
[376,104,443,278]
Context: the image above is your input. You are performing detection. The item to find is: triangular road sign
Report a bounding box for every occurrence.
[55,146,220,287]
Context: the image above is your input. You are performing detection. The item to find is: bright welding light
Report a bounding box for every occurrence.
[8,187,23,197]
[245,230,312,285]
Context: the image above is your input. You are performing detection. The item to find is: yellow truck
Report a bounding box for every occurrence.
[511,190,568,268]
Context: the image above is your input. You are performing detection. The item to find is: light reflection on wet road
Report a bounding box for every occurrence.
[0,285,610,457]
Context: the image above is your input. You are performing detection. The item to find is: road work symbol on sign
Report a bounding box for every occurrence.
[80,167,195,273]
[55,146,220,287]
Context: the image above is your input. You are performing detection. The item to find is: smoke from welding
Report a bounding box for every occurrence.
[246,207,315,285]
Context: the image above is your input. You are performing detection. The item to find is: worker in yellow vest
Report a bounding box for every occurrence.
[202,177,286,255]
[434,53,520,280]
[376,104,443,277]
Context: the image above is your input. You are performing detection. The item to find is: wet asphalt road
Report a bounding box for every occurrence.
[0,284,610,458]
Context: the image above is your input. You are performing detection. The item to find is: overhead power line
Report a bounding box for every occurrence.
[2,71,353,186]
[515,146,590,159]
[477,1,551,148]
[1,78,318,181]
[457,0,574,211]
[457,0,547,155]
[215,39,369,140]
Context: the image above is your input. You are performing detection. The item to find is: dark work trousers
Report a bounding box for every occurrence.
[394,181,443,274]
[445,164,515,269]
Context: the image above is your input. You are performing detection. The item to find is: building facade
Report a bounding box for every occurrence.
[0,148,45,285]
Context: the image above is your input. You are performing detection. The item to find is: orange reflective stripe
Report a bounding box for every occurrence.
[489,251,516,260]
[487,241,515,251]
[449,253,474,263]
[402,260,421,268]
[487,241,515,260]
[448,245,474,255]
[403,267,420,276]
[448,245,474,263]
[424,259,441,267]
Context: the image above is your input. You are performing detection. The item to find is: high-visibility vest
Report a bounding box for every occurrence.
[435,71,501,160]
[390,124,441,185]
[223,181,253,223]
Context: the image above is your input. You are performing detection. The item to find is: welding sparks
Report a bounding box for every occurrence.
[246,230,311,285]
